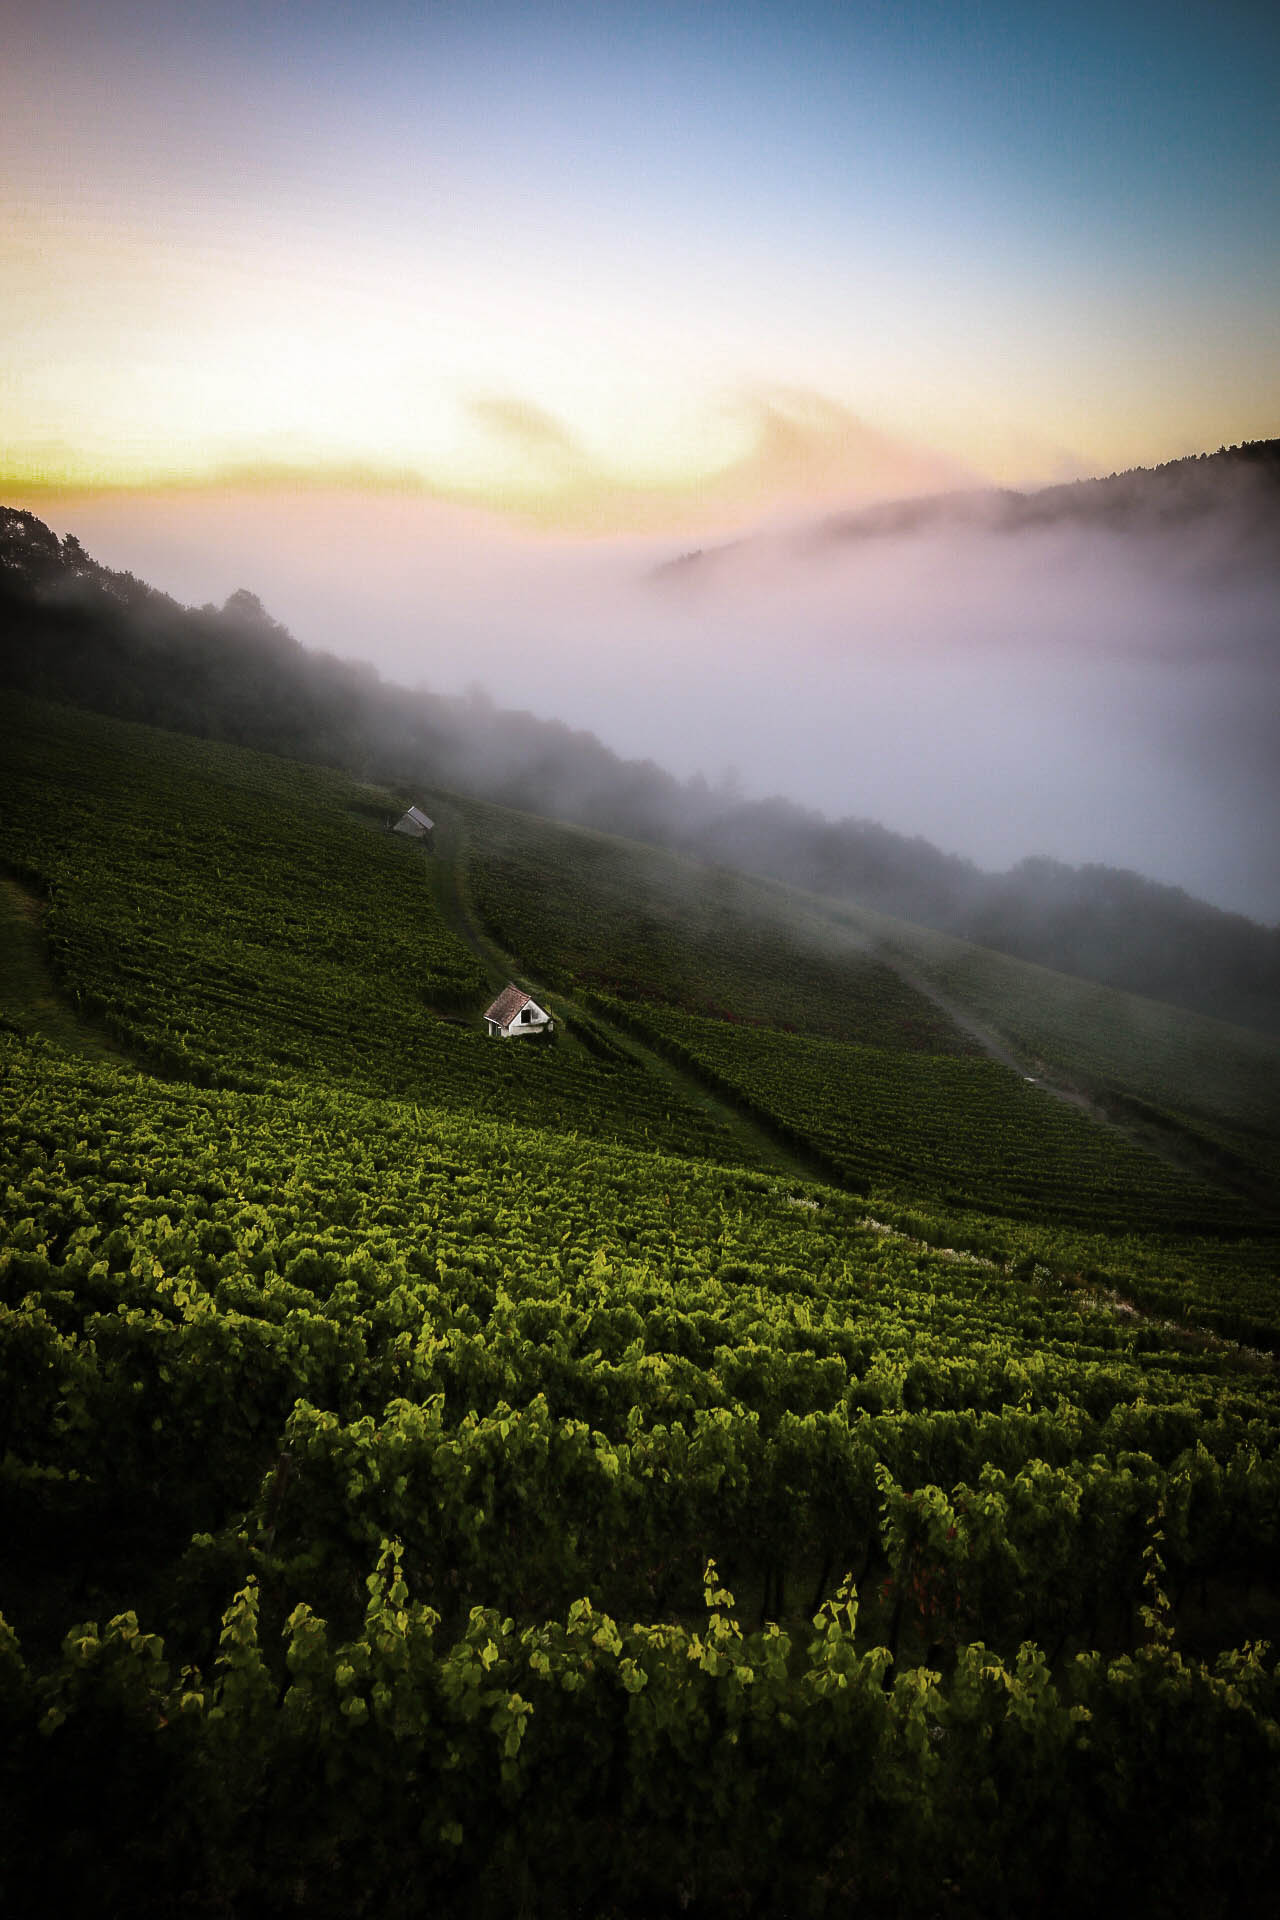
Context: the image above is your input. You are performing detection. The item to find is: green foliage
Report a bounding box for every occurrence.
[461,793,977,1051]
[848,902,1280,1187]
[3,1542,1278,1916]
[5,1031,1280,1655]
[0,697,769,1167]
[607,995,1245,1233]
[2,698,1280,1911]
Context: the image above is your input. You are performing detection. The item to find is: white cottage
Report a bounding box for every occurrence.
[393,805,434,845]
[484,984,554,1039]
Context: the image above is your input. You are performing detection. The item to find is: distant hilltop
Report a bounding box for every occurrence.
[653,439,1280,580]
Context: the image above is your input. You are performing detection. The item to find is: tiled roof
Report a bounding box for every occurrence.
[484,984,533,1026]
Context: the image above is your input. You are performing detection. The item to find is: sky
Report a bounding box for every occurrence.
[3,1,1279,914]
[5,0,1279,510]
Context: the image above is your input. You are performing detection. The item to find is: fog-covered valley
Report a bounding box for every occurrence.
[4,445,1279,1034]
[39,447,1279,924]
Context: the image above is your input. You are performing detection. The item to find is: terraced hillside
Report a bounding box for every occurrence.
[839,900,1280,1191]
[2,697,1280,1917]
[460,793,976,1052]
[458,792,1280,1183]
[608,999,1237,1231]
[454,794,1279,1337]
[0,697,774,1171]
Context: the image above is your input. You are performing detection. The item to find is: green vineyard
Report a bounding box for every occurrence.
[849,901,1280,1190]
[600,996,1240,1229]
[460,793,978,1053]
[2,697,1279,1916]
[0,699,769,1169]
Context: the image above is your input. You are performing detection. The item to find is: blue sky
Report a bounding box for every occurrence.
[4,0,1277,511]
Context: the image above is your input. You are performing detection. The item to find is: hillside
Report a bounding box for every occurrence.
[450,791,1280,1337]
[658,438,1280,568]
[833,898,1280,1189]
[3,474,1279,1035]
[5,696,1274,1256]
[3,698,1280,1915]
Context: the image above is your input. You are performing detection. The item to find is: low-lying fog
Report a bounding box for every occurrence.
[52,485,1280,923]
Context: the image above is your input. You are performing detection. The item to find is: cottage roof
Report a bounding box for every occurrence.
[485,984,534,1026]
[402,805,434,830]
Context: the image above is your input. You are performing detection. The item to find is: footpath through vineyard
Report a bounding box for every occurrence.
[872,943,1280,1216]
[0,874,131,1064]
[423,799,827,1189]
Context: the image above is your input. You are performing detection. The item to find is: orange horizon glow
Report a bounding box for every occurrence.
[0,383,992,538]
[4,7,1279,539]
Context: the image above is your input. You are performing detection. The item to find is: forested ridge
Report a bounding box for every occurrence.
[2,697,1279,1915]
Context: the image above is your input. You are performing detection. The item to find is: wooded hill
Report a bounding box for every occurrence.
[661,436,1280,561]
[3,443,1279,1033]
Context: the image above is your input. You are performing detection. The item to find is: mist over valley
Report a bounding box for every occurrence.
[4,443,1279,1035]
[32,443,1279,928]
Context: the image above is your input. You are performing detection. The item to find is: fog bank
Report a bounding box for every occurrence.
[33,475,1280,922]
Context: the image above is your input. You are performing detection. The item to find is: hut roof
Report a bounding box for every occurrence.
[485,984,534,1026]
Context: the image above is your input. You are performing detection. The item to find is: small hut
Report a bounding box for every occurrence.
[484,984,554,1039]
[392,804,434,848]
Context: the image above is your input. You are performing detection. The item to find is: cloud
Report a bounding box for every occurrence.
[702,389,979,518]
[22,455,1280,920]
[0,386,983,537]
[450,385,980,531]
[467,395,585,467]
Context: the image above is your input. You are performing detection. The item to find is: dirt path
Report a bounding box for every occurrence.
[872,941,1274,1214]
[0,873,131,1063]
[422,802,825,1186]
[874,949,1093,1104]
[420,806,514,990]
[420,803,1269,1216]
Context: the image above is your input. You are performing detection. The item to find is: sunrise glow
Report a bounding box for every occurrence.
[4,2,1278,533]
